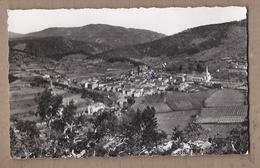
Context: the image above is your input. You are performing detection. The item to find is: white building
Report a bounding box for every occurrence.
[43,74,51,80]
[87,102,106,115]
[178,82,189,91]
[185,66,212,83]
[84,82,89,88]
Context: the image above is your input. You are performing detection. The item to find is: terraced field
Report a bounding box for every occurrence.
[204,89,246,107]
[131,91,215,135]
[9,82,44,121]
[10,79,92,122]
[131,89,247,136]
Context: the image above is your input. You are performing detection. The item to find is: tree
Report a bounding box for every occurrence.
[50,95,63,117]
[188,63,194,73]
[171,127,185,142]
[36,89,63,121]
[141,106,158,148]
[196,63,204,73]
[227,124,249,154]
[50,100,77,133]
[124,109,143,152]
[90,111,120,142]
[62,100,77,124]
[11,120,41,158]
[183,122,205,141]
[178,64,183,72]
[127,97,135,106]
[36,89,52,120]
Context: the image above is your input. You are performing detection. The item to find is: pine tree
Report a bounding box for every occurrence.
[36,89,52,120]
[141,106,158,148]
[36,89,63,121]
[62,100,76,124]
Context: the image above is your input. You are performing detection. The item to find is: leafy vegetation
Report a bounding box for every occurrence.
[10,88,249,158]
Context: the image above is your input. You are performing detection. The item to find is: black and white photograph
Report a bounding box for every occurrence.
[8,7,249,159]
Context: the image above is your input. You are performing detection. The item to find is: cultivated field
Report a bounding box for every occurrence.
[156,110,198,135]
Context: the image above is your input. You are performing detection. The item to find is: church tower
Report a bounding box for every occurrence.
[205,66,212,82]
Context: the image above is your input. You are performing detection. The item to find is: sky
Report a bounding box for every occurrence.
[8,7,247,36]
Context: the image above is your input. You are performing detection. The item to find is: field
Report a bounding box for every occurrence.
[204,89,246,107]
[131,91,214,135]
[51,87,92,113]
[131,88,248,137]
[156,110,198,135]
[9,78,92,122]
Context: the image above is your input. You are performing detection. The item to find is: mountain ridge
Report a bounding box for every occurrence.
[96,19,247,73]
[9,19,247,80]
[9,24,166,49]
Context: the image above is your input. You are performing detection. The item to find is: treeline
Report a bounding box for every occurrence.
[105,56,144,66]
[166,61,206,74]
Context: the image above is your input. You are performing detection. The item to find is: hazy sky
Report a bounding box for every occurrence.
[8,7,246,35]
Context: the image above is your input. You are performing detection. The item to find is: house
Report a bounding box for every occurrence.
[87,102,106,115]
[91,83,99,90]
[117,97,128,108]
[175,74,186,83]
[178,82,189,91]
[99,83,106,89]
[43,74,51,80]
[133,88,144,97]
[158,85,168,91]
[112,86,120,92]
[106,86,113,92]
[84,82,89,88]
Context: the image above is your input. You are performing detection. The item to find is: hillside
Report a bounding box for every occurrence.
[11,24,166,49]
[9,20,248,81]
[9,32,24,38]
[9,36,110,61]
[98,20,247,74]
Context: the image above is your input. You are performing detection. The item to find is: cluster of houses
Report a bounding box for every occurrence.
[81,68,172,98]
[81,66,215,116]
[221,56,248,77]
[37,63,248,118]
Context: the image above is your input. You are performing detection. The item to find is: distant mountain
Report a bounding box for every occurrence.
[13,24,166,49]
[98,20,247,72]
[9,36,110,60]
[9,32,24,38]
[9,20,247,81]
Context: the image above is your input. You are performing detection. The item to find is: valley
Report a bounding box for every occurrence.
[9,19,249,157]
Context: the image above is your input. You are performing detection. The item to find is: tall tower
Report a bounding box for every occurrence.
[205,65,211,82]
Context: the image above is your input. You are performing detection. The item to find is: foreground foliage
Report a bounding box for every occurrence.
[10,89,249,158]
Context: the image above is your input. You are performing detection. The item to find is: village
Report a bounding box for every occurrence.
[9,59,249,157]
[10,55,248,118]
[8,7,250,158]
